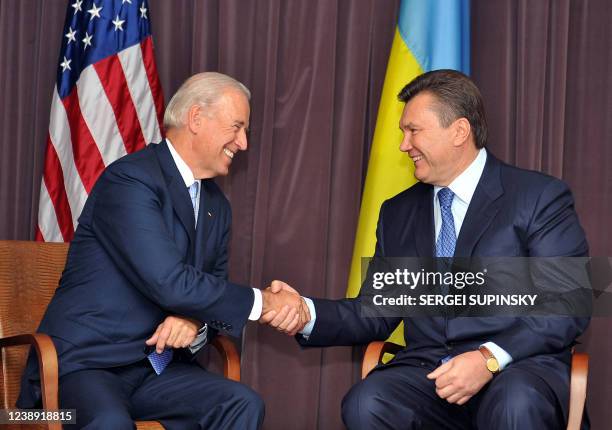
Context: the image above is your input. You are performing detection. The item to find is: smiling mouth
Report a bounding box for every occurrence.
[223,148,234,159]
[412,155,423,162]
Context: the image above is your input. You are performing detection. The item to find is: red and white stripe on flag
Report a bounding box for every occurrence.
[36,0,164,242]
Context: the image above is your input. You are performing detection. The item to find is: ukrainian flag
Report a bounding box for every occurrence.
[346,0,470,343]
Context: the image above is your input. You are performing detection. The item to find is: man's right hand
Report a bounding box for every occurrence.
[145,315,200,353]
[259,280,310,336]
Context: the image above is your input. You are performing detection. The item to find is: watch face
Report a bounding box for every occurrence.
[486,358,500,373]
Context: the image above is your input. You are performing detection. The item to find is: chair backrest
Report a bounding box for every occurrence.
[0,240,69,409]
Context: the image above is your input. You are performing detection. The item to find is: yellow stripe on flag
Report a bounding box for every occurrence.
[346,29,422,299]
[346,29,425,347]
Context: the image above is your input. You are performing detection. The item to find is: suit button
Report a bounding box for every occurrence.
[420,362,426,367]
[446,344,453,351]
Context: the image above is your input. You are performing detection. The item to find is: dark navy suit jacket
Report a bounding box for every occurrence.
[18,140,254,408]
[299,152,589,420]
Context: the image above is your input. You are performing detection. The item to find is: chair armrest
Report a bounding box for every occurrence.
[566,352,589,430]
[0,333,62,430]
[210,335,240,382]
[135,421,165,429]
[362,341,403,379]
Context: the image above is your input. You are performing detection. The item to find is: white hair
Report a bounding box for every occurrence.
[163,72,251,129]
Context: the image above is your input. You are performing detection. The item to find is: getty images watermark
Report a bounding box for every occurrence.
[371,267,537,307]
[359,257,611,318]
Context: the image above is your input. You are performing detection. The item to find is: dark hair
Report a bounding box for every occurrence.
[398,70,487,148]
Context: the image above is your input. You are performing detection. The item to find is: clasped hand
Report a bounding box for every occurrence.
[426,350,493,405]
[259,280,310,336]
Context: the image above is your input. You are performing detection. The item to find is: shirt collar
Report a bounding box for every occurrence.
[166,138,198,188]
[434,148,487,205]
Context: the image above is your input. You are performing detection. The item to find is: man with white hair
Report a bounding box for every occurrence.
[18,72,301,429]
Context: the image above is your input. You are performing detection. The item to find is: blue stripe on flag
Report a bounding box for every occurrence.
[397,0,471,74]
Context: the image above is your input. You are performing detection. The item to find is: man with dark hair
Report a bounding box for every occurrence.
[264,69,589,429]
[397,69,488,149]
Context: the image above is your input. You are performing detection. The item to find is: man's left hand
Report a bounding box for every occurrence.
[426,350,493,405]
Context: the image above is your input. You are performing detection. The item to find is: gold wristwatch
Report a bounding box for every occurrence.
[478,345,500,374]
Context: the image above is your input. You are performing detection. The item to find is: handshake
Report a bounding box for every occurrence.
[259,280,311,336]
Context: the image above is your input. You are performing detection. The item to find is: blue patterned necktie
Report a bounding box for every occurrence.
[146,182,201,375]
[436,188,456,258]
[189,181,200,227]
[148,348,173,375]
[436,187,456,357]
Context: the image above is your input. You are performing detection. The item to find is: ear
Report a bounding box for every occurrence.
[452,117,471,147]
[186,104,203,134]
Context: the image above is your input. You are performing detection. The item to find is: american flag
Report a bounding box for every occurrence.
[36,0,164,242]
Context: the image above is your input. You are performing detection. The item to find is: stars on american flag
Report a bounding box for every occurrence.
[60,0,149,73]
[59,1,152,75]
[87,3,103,21]
[60,56,72,72]
[65,27,77,44]
[71,0,83,14]
[112,15,125,31]
[82,32,93,50]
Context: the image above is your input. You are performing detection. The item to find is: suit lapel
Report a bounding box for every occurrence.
[414,185,435,257]
[454,153,504,257]
[194,179,215,265]
[154,141,196,248]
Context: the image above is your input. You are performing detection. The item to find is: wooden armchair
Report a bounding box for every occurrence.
[362,341,588,430]
[0,240,240,430]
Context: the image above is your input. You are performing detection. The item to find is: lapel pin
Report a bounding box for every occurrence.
[207,212,212,217]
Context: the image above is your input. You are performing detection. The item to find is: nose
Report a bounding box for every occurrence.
[399,131,412,152]
[235,128,248,151]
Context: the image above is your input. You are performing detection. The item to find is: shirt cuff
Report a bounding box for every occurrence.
[482,341,513,370]
[248,288,263,321]
[298,297,317,339]
[188,324,208,353]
